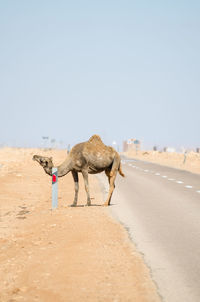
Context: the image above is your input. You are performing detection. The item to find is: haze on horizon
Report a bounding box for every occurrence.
[0,1,199,151]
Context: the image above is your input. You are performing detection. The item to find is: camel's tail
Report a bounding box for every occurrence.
[118,162,125,177]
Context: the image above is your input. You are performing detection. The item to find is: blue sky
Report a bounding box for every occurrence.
[0,0,199,150]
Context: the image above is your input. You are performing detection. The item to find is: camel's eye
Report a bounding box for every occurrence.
[40,159,46,166]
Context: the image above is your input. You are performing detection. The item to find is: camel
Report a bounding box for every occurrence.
[33,135,125,206]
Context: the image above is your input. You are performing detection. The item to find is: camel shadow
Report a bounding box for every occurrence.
[68,203,116,208]
[68,203,106,208]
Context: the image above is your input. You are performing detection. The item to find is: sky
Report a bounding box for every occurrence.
[0,0,199,150]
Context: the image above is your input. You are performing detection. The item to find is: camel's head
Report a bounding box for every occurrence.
[32,155,53,169]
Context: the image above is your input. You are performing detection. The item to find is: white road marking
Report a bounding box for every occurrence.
[125,162,198,196]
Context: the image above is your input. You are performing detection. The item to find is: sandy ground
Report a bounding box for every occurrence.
[125,150,200,175]
[0,148,161,302]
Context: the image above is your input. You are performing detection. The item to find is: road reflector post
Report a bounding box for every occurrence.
[52,167,58,209]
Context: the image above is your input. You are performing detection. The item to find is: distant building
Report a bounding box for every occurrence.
[164,147,176,153]
[123,139,141,152]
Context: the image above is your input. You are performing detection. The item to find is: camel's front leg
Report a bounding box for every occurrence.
[71,171,79,206]
[82,170,91,206]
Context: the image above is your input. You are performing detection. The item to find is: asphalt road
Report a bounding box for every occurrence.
[97,157,200,302]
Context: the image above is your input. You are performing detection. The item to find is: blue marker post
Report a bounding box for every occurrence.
[52,167,58,209]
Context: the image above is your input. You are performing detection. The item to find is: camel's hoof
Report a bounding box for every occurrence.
[103,203,109,207]
[70,204,77,207]
[85,203,91,207]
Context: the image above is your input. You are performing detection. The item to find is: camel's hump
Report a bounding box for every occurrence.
[88,135,103,144]
[84,134,115,154]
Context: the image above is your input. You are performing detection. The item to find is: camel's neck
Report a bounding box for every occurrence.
[56,157,72,177]
[41,157,72,177]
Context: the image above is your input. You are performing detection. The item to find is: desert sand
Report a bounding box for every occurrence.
[125,150,200,175]
[0,148,161,302]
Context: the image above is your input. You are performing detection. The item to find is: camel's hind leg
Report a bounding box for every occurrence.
[105,169,111,184]
[109,153,120,177]
[104,170,117,206]
[103,155,120,206]
[105,168,116,188]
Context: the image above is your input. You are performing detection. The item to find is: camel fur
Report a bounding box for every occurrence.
[33,135,125,206]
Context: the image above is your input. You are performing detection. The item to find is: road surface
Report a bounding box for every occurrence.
[97,157,200,302]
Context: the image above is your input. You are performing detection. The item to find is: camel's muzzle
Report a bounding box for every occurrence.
[32,155,40,162]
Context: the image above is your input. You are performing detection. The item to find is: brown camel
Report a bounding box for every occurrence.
[33,135,125,206]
